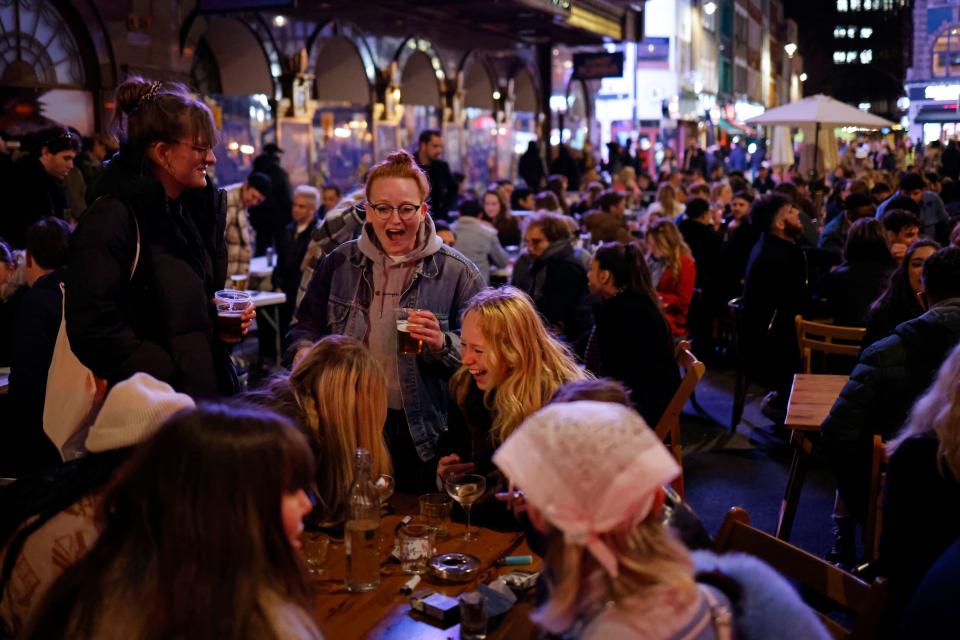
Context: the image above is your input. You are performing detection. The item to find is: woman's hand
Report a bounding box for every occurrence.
[438,454,476,482]
[219,303,256,344]
[407,309,446,352]
[495,485,528,518]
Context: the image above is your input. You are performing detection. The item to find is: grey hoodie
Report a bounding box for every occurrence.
[357,216,443,408]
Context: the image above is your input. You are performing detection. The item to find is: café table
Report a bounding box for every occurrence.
[775,373,848,541]
[250,291,286,366]
[249,255,274,280]
[311,494,541,639]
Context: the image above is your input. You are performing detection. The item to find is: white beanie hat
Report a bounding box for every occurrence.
[84,373,195,453]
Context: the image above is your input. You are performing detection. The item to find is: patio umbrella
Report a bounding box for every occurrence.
[770,126,794,169]
[746,94,895,178]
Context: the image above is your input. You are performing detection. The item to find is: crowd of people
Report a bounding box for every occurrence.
[2,74,960,638]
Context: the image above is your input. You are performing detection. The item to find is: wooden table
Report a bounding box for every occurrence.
[775,374,848,541]
[311,496,541,639]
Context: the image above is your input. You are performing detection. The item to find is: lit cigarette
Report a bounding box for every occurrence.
[400,574,421,594]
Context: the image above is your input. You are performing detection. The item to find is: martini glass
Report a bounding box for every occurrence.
[444,474,486,542]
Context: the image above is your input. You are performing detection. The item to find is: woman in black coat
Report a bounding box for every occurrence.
[585,242,681,426]
[66,77,253,399]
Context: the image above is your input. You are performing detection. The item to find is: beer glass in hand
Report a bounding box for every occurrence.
[395,308,424,355]
[214,290,253,342]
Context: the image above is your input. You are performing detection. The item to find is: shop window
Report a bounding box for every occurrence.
[0,0,85,86]
[932,27,960,78]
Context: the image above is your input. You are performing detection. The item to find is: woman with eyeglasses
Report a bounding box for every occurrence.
[294,150,484,493]
[65,77,253,399]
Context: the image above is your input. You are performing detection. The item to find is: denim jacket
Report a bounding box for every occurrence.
[293,239,484,461]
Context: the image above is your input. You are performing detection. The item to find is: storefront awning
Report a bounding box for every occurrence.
[718,118,756,137]
[915,105,960,124]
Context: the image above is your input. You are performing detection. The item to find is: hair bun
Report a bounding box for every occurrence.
[386,149,417,166]
[115,76,157,115]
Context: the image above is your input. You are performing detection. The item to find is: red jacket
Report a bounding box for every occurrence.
[656,253,696,337]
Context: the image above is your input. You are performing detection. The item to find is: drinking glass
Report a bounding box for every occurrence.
[397,524,435,574]
[419,493,453,539]
[374,474,394,506]
[445,474,486,542]
[299,531,330,576]
[395,308,424,355]
[213,290,252,342]
[459,591,488,640]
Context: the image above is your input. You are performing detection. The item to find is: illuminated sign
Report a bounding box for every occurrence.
[925,85,960,101]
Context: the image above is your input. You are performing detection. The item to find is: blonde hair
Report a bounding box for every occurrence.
[288,335,391,525]
[365,149,431,202]
[646,219,691,280]
[536,515,698,633]
[656,184,680,217]
[451,287,588,444]
[888,341,960,480]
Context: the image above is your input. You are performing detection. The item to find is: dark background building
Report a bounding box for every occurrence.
[787,0,911,120]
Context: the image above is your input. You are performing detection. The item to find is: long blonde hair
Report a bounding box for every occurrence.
[888,341,960,480]
[536,515,698,633]
[451,287,588,444]
[288,336,391,525]
[646,219,691,280]
[656,184,679,217]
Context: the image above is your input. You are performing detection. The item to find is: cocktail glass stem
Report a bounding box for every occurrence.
[464,504,476,541]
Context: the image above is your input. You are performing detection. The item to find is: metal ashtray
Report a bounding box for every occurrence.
[427,552,481,583]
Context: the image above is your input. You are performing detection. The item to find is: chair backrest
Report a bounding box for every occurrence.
[715,507,888,640]
[794,315,866,374]
[654,340,706,499]
[863,435,888,562]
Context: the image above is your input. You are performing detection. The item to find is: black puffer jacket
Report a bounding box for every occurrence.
[525,240,593,354]
[821,298,960,523]
[65,145,236,399]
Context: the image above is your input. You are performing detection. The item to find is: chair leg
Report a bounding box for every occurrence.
[731,371,747,431]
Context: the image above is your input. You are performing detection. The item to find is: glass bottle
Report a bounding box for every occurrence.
[345,448,381,592]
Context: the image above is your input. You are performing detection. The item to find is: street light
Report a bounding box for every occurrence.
[799,73,808,82]
[704,1,717,15]
[784,42,798,58]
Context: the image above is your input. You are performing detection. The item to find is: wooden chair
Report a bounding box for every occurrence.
[863,435,888,562]
[654,340,706,500]
[716,507,888,640]
[727,297,749,431]
[795,316,866,374]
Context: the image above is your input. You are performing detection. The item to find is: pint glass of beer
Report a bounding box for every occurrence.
[214,290,253,342]
[229,273,248,291]
[395,308,424,356]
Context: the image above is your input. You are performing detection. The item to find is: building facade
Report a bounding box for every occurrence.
[906,0,960,143]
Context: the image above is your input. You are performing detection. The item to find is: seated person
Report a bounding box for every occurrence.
[493,401,830,640]
[880,208,922,264]
[822,247,960,528]
[435,287,586,528]
[451,199,509,285]
[481,189,522,247]
[881,341,960,629]
[645,219,696,338]
[582,191,632,244]
[818,192,876,259]
[862,239,939,349]
[817,218,896,327]
[20,402,321,639]
[244,335,391,529]
[0,374,194,637]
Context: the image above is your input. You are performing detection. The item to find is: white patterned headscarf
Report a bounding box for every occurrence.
[493,401,679,578]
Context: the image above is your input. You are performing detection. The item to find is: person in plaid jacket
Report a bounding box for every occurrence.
[223,172,271,287]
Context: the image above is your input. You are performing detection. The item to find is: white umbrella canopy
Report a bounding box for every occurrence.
[745,94,895,129]
[770,126,795,168]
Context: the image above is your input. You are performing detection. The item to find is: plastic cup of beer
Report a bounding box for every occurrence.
[214,290,252,342]
[395,308,424,356]
[229,273,248,291]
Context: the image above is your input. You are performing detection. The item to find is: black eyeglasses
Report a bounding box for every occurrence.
[367,202,422,220]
